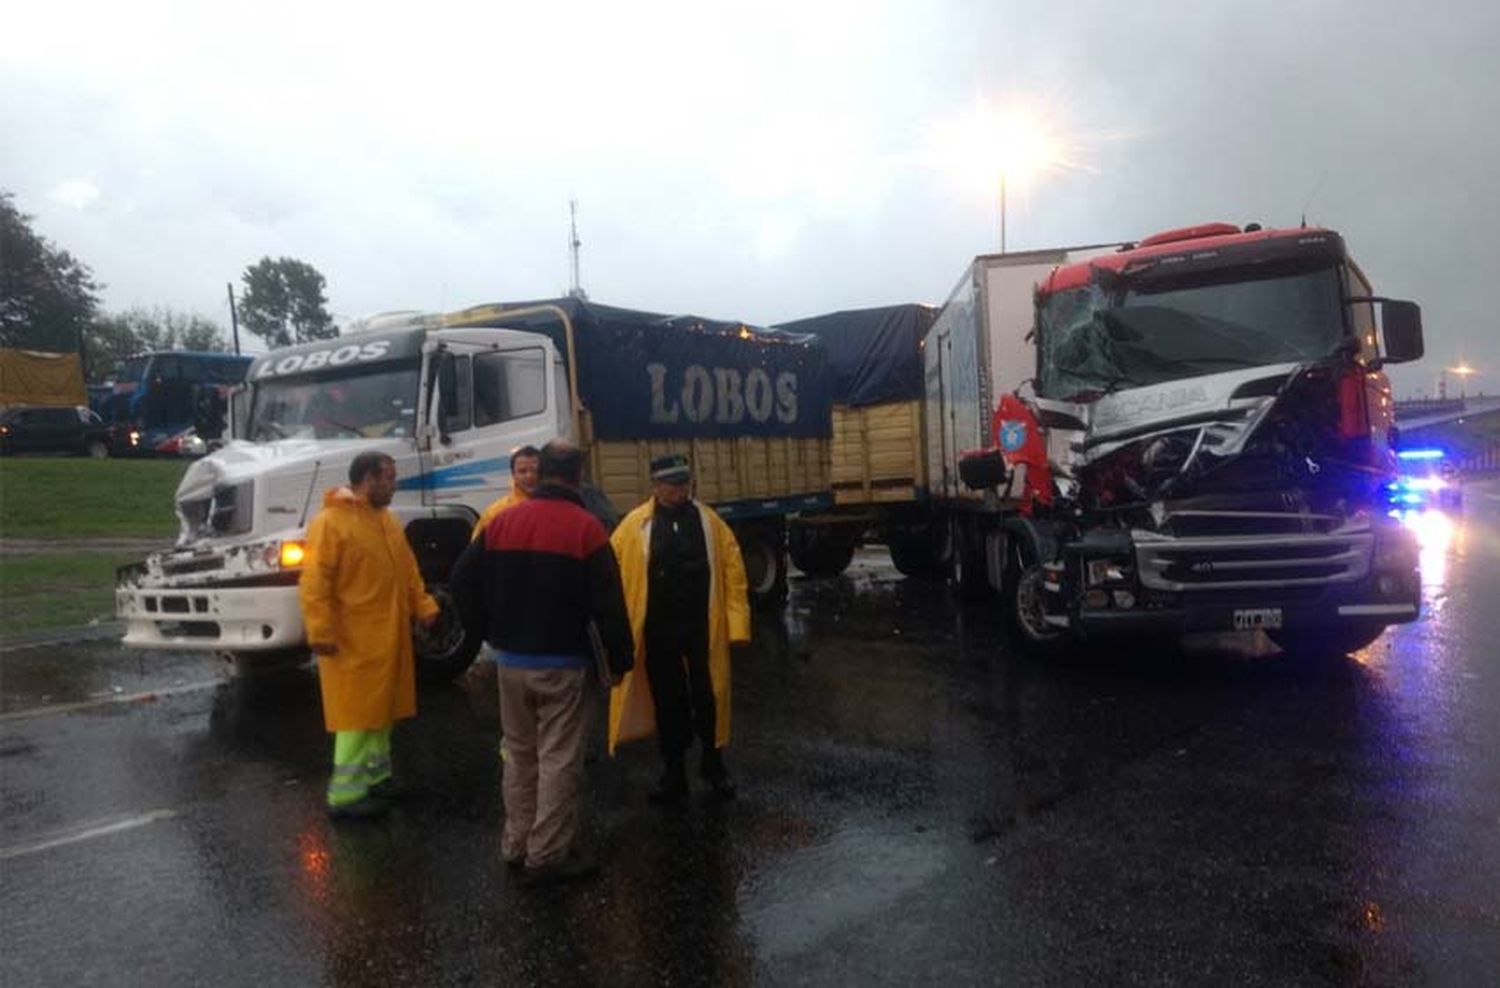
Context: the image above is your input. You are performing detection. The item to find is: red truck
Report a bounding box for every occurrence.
[931,222,1426,657]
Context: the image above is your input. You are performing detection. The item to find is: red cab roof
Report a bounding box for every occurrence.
[1039,223,1335,296]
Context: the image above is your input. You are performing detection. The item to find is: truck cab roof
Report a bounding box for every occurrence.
[1040,224,1344,297]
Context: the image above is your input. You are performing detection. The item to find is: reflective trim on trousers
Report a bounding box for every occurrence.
[327,727,393,807]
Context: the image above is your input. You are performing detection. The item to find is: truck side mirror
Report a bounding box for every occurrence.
[438,353,459,418]
[1379,300,1423,364]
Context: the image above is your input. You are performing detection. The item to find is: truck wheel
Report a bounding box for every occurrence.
[1010,563,1064,648]
[887,524,943,579]
[84,439,109,459]
[788,526,857,577]
[1268,625,1386,660]
[224,648,309,678]
[949,517,990,601]
[735,522,788,606]
[413,585,481,683]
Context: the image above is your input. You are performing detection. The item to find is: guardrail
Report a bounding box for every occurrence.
[1394,398,1467,418]
[1458,440,1500,475]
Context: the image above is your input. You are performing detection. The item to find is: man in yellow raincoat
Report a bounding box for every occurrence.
[471,445,541,539]
[300,451,440,820]
[607,453,750,803]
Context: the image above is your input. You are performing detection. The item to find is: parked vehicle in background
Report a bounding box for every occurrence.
[0,404,115,457]
[117,299,832,681]
[929,222,1427,658]
[95,350,252,456]
[1390,447,1463,512]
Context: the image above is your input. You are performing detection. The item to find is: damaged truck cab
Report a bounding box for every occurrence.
[944,223,1425,656]
[116,301,833,680]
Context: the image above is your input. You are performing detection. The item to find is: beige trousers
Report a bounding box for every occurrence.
[497,665,592,869]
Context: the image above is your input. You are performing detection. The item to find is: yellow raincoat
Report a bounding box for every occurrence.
[607,499,750,754]
[471,487,529,538]
[299,487,440,732]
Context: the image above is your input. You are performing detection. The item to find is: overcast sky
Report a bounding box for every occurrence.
[3,0,1496,395]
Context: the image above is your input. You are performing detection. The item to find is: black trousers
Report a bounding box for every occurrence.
[644,618,714,763]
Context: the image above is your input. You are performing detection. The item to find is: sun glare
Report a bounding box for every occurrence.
[927,95,1091,195]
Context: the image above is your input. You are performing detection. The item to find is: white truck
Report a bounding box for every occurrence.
[116,300,833,679]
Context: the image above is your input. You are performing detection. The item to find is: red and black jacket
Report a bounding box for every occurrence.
[450,484,633,673]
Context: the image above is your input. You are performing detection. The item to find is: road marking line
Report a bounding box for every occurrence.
[0,680,220,724]
[0,809,179,860]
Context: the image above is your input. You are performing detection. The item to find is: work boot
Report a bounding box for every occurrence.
[326,795,389,822]
[521,848,600,887]
[648,756,689,805]
[701,748,737,801]
[369,777,410,802]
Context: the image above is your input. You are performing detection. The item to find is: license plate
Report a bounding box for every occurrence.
[1233,608,1283,631]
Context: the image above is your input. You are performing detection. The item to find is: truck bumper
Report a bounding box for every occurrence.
[1071,572,1420,638]
[116,583,305,651]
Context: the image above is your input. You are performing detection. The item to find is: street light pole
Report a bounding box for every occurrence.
[999,174,1007,253]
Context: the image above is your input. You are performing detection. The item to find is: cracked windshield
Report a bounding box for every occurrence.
[247,362,420,440]
[1039,262,1345,399]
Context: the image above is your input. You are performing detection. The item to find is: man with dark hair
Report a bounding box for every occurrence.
[472,445,542,538]
[607,453,750,803]
[300,452,440,819]
[451,439,633,885]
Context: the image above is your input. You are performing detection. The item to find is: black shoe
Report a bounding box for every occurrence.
[369,777,410,801]
[648,764,689,805]
[701,750,737,801]
[522,849,600,887]
[327,796,389,821]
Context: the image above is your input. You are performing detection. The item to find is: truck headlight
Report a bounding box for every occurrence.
[278,541,307,568]
[1086,558,1132,586]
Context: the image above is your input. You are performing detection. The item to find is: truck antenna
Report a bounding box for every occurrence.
[1300,170,1326,230]
[568,199,587,300]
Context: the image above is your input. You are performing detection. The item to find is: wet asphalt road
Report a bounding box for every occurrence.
[3,482,1499,987]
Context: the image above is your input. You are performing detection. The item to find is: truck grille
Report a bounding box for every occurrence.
[1161,510,1341,537]
[1134,531,1371,592]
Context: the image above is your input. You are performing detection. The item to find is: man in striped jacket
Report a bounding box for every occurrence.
[450,440,633,886]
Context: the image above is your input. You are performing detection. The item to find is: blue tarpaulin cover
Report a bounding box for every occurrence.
[461,298,833,441]
[773,304,937,407]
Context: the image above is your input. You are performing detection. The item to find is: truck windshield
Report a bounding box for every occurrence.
[1038,261,1345,399]
[246,361,421,441]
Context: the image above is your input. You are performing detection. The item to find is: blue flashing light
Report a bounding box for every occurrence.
[1397,448,1445,461]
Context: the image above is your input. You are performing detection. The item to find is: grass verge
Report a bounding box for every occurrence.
[0,553,138,636]
[0,458,186,539]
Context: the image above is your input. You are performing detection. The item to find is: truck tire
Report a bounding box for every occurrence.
[83,439,109,459]
[1004,540,1068,656]
[887,523,945,580]
[788,526,857,577]
[949,516,990,601]
[224,648,309,678]
[1268,625,1386,660]
[734,521,788,606]
[413,584,482,683]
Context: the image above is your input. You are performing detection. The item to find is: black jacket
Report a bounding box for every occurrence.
[450,484,633,674]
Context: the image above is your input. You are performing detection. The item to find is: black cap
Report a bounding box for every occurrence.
[650,453,691,484]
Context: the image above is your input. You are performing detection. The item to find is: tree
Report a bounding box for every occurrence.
[238,257,335,348]
[0,190,101,355]
[85,307,228,381]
